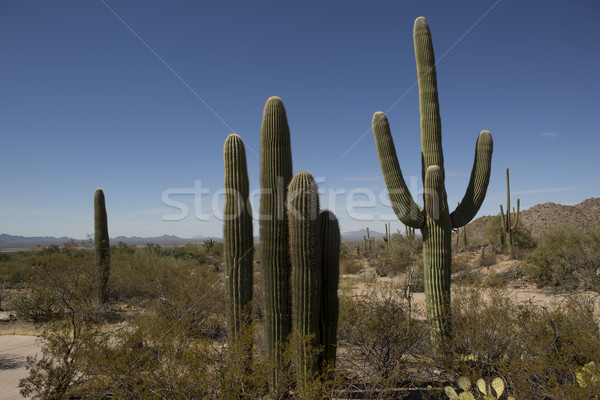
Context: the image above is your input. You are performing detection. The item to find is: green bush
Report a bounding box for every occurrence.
[484,215,535,252]
[7,288,62,322]
[524,226,600,291]
[447,288,600,399]
[340,257,362,275]
[338,282,427,383]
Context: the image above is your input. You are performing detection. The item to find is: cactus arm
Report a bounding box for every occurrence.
[424,165,444,220]
[450,130,494,228]
[414,16,444,180]
[511,198,520,230]
[500,204,507,231]
[372,112,425,228]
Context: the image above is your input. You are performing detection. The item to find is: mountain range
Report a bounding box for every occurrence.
[2,197,598,249]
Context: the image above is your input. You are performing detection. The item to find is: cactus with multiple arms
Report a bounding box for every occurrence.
[94,188,110,304]
[288,171,321,387]
[223,134,254,339]
[318,210,340,368]
[373,16,493,345]
[500,167,520,255]
[259,96,294,387]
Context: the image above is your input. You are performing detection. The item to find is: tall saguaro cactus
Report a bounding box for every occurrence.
[288,171,321,388]
[318,210,340,369]
[260,96,293,387]
[373,17,493,345]
[223,134,254,339]
[94,188,110,304]
[500,168,520,255]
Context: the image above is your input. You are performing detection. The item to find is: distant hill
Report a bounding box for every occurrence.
[0,234,220,249]
[341,228,385,241]
[465,197,600,242]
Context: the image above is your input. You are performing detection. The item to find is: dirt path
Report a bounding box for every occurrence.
[0,336,41,400]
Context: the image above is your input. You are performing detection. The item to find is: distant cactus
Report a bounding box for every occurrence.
[259,96,293,387]
[500,168,520,255]
[318,210,340,369]
[288,171,321,387]
[373,16,493,346]
[223,134,253,339]
[94,188,110,304]
[405,225,416,240]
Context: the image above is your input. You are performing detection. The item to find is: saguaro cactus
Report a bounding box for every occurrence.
[318,210,340,369]
[500,167,520,255]
[288,171,321,387]
[223,134,254,339]
[259,96,293,386]
[373,17,493,345]
[94,188,110,304]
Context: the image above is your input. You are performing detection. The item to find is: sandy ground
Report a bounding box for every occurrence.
[0,335,41,400]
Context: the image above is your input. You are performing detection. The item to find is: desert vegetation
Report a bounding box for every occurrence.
[1,15,599,400]
[1,221,600,399]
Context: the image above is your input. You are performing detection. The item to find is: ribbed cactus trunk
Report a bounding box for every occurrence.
[373,17,493,348]
[223,134,254,340]
[500,168,520,255]
[94,188,110,304]
[259,96,293,388]
[288,171,321,388]
[318,210,340,369]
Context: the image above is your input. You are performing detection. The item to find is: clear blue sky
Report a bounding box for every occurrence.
[1,1,599,239]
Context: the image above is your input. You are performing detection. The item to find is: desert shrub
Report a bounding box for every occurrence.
[338,281,427,386]
[0,253,33,287]
[478,247,496,267]
[340,257,362,275]
[7,288,62,322]
[19,250,239,399]
[524,226,600,291]
[447,289,600,399]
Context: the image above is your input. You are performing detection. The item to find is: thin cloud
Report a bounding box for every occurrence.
[541,132,558,138]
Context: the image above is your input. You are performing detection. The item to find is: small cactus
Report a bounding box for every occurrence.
[94,188,110,304]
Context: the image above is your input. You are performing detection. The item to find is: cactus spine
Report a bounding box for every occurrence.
[318,210,340,368]
[288,171,321,387]
[259,96,293,387]
[373,17,493,346]
[223,134,254,339]
[94,188,110,304]
[500,167,520,255]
